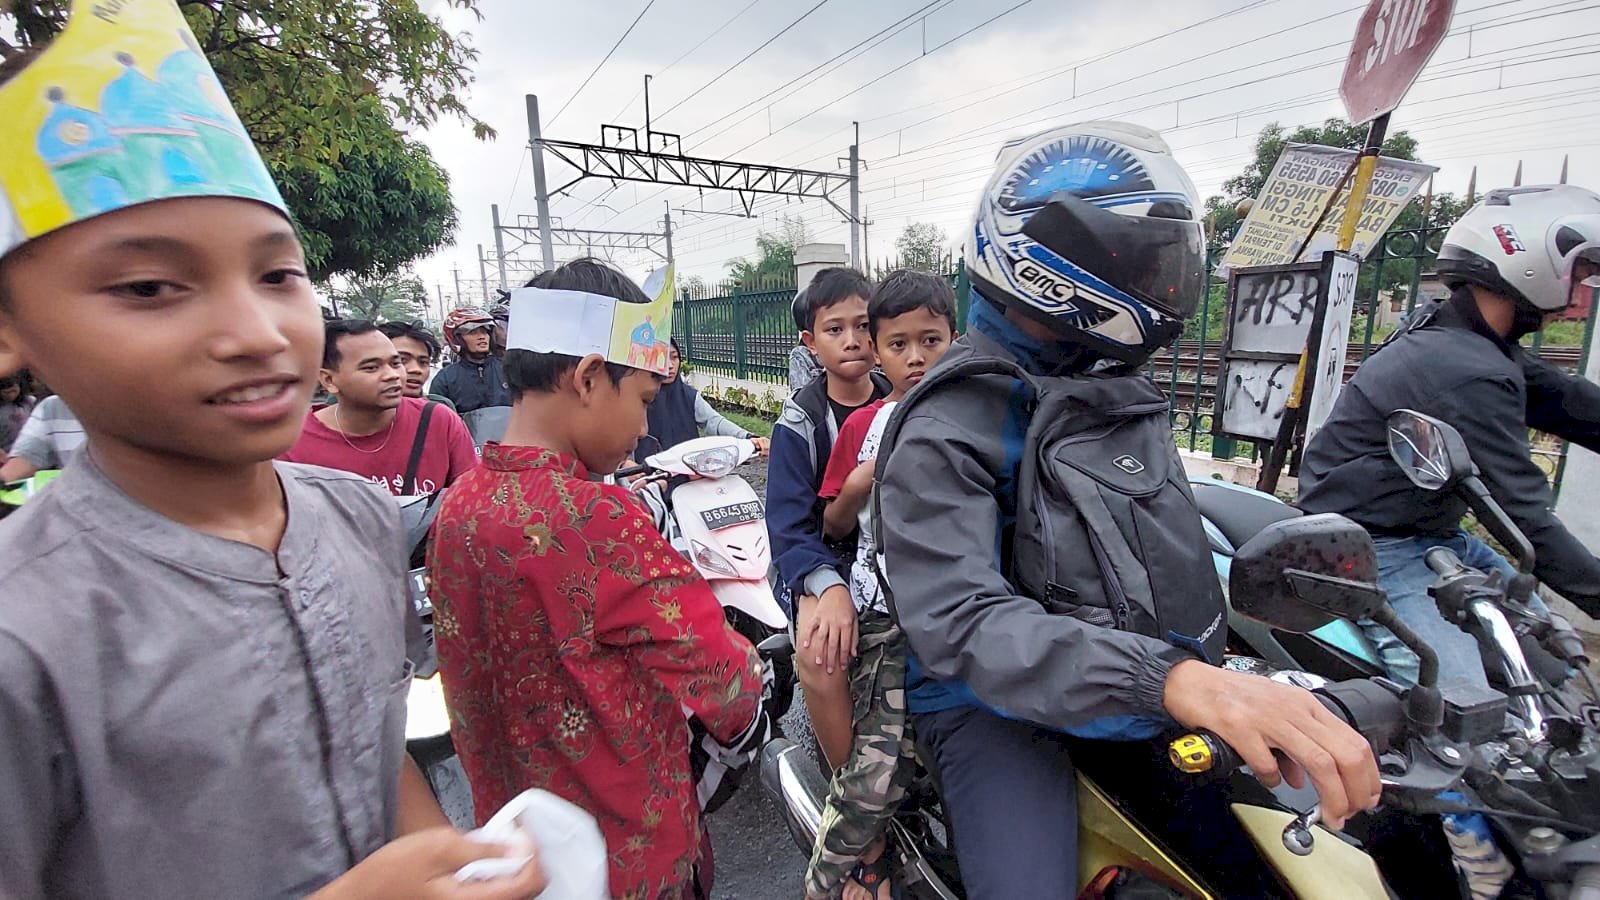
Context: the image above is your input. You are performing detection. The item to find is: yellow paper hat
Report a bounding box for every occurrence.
[0,0,288,257]
[505,265,676,376]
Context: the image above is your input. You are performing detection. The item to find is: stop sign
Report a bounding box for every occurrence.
[1340,0,1456,124]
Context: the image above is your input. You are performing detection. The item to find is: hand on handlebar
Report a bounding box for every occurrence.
[1163,660,1382,829]
[750,437,770,457]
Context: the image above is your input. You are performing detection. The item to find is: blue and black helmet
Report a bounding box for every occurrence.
[966,121,1206,366]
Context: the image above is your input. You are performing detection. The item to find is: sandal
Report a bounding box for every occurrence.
[848,850,895,900]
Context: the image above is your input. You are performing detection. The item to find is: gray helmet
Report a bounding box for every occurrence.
[1437,185,1600,313]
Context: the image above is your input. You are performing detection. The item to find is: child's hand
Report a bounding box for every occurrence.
[750,437,771,456]
[803,585,859,676]
[845,457,877,495]
[311,827,547,899]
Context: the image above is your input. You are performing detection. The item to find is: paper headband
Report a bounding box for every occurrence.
[0,0,288,257]
[505,266,676,376]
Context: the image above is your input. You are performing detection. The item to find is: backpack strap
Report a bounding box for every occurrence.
[868,340,1037,620]
[401,401,439,496]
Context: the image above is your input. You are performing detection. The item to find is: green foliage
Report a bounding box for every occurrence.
[895,222,949,273]
[328,273,429,322]
[1537,320,1588,348]
[279,99,459,281]
[700,384,784,422]
[727,216,808,286]
[3,0,485,280]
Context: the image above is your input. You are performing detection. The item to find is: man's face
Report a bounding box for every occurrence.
[323,330,403,412]
[390,335,432,398]
[873,306,953,395]
[802,295,873,379]
[577,366,661,475]
[0,197,322,466]
[460,326,492,357]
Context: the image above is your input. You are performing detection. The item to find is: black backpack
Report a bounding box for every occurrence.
[872,340,1226,662]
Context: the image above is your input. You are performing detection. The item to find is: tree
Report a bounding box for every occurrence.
[279,99,459,281]
[680,274,709,300]
[727,216,808,287]
[895,222,949,273]
[2,0,486,280]
[328,273,429,323]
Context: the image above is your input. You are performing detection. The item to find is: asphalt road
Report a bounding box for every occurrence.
[706,699,816,900]
[707,455,813,899]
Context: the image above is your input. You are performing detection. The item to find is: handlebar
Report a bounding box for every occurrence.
[1426,547,1469,579]
[1169,678,1406,778]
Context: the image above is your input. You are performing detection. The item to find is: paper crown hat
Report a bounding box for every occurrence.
[0,0,288,258]
[505,265,676,376]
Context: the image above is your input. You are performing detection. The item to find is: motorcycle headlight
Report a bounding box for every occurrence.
[691,540,739,578]
[683,446,739,478]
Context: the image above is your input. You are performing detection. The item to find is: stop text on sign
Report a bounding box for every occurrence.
[1362,0,1438,76]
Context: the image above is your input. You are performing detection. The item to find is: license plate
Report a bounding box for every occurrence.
[701,500,764,531]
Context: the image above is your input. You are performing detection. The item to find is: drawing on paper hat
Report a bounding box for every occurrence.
[0,0,288,258]
[505,265,676,376]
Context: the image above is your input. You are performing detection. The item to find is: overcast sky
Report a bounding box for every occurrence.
[409,0,1600,310]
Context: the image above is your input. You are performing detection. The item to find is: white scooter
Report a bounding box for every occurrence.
[618,435,789,634]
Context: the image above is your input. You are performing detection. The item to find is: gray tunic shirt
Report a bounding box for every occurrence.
[0,455,413,899]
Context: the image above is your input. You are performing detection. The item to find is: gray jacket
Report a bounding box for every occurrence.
[876,332,1192,732]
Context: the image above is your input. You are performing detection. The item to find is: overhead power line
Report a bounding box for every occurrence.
[608,0,767,123]
[655,0,834,122]
[547,0,659,130]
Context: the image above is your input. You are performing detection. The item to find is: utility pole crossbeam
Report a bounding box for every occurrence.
[536,138,858,219]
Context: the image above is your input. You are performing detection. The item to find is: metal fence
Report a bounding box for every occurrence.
[672,261,970,383]
[674,229,1595,490]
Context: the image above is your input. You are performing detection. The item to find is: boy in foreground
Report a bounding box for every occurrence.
[767,267,889,777]
[427,259,770,900]
[0,3,541,897]
[807,271,957,900]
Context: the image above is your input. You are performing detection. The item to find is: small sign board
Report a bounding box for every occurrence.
[1221,144,1436,272]
[1215,252,1361,443]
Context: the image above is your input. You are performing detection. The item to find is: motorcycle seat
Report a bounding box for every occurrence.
[1190,480,1303,554]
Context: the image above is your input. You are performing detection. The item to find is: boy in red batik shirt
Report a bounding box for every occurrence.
[427,259,769,900]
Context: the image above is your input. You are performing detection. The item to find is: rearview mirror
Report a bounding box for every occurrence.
[1230,514,1387,632]
[1386,409,1474,492]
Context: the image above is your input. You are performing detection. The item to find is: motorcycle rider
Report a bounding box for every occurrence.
[1300,184,1600,691]
[875,122,1381,898]
[431,307,511,415]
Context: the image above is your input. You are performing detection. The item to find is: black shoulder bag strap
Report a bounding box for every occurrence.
[400,401,440,496]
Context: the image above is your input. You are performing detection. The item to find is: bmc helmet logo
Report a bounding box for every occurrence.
[1493,224,1526,255]
[1113,454,1146,475]
[1014,260,1079,308]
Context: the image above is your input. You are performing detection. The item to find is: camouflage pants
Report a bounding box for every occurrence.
[804,611,916,899]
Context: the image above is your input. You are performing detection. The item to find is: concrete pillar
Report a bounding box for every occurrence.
[794,242,849,293]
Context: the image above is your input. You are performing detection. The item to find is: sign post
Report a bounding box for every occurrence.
[1255,0,1455,493]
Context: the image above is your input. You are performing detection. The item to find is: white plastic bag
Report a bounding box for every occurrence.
[455,788,610,899]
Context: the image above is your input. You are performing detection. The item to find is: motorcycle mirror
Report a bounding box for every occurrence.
[1386,409,1475,492]
[1230,514,1387,631]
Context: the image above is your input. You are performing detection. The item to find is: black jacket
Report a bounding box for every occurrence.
[429,356,511,415]
[1299,291,1600,616]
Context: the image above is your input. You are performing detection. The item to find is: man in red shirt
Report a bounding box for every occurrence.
[282,319,478,496]
[427,259,769,900]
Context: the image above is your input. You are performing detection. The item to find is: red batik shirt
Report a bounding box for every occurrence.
[427,443,763,900]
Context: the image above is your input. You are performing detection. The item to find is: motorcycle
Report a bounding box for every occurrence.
[762,411,1600,898]
[616,434,796,723]
[1190,475,1386,681]
[396,489,477,828]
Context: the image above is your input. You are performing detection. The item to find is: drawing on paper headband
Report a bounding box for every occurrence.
[505,266,677,377]
[0,0,288,257]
